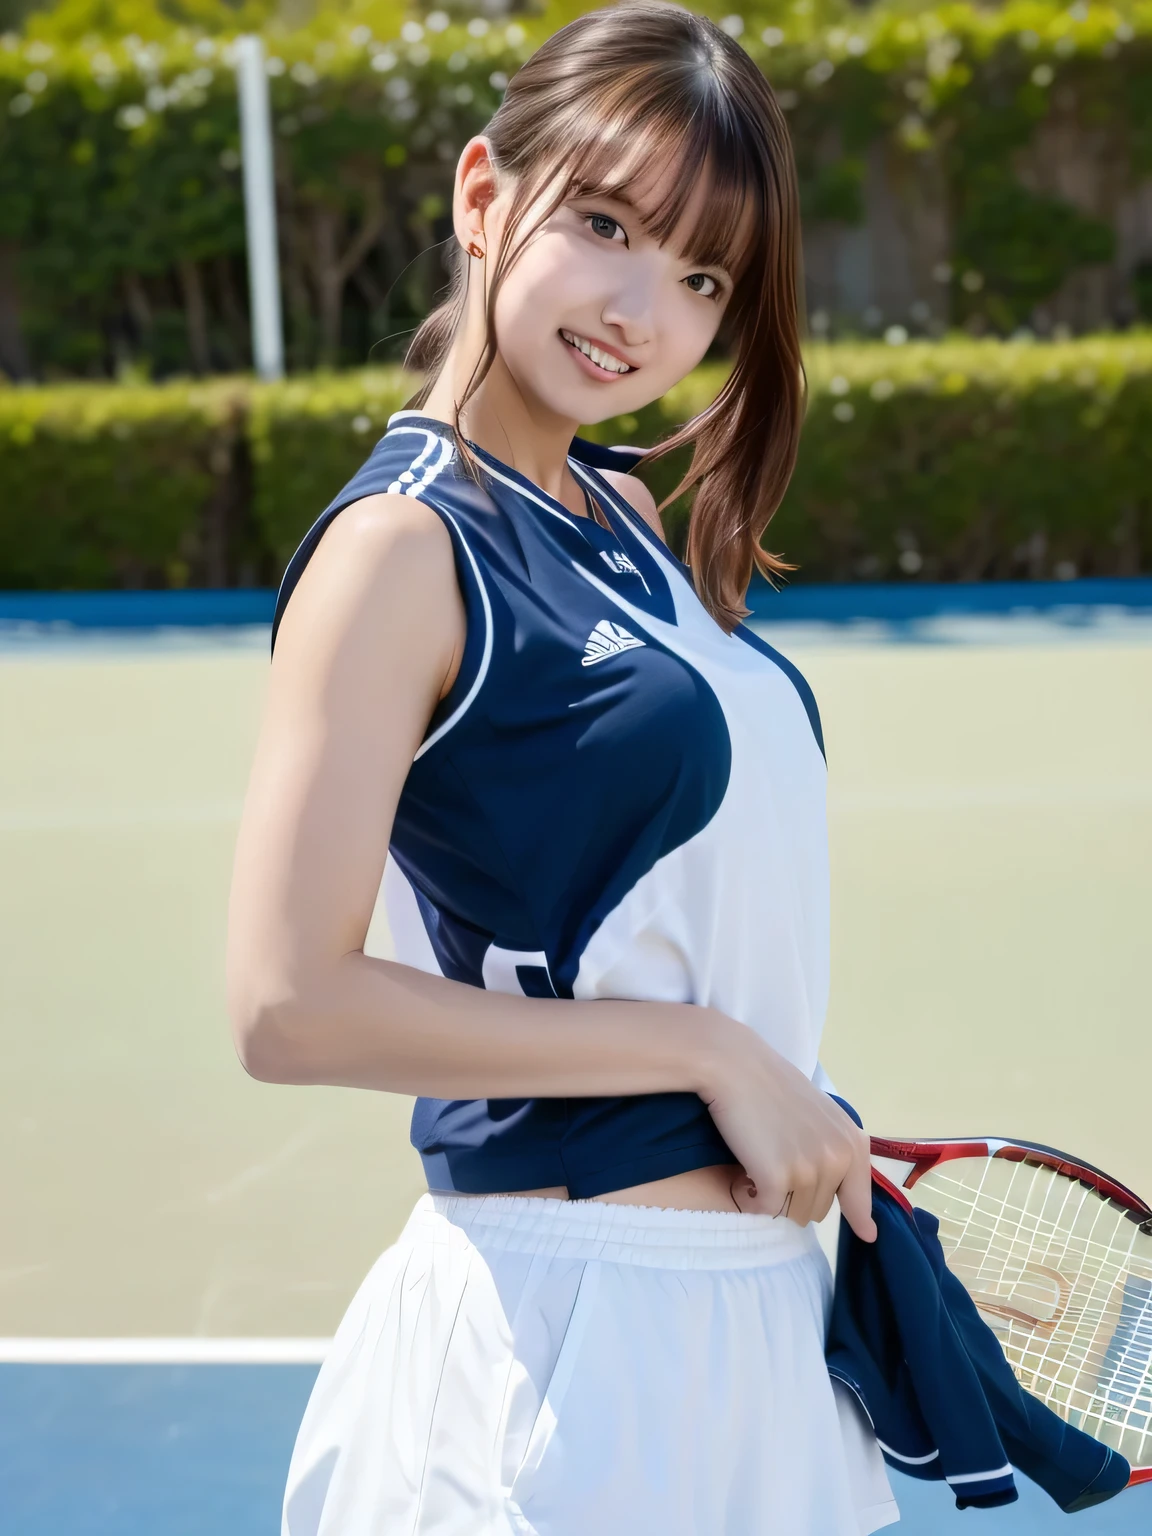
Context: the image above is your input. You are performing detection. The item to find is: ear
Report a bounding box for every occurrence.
[453,136,500,252]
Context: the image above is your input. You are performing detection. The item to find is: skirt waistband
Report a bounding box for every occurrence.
[406,1191,820,1271]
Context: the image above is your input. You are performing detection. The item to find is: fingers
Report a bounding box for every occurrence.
[836,1135,877,1243]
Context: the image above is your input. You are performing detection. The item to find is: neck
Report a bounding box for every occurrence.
[420,334,582,507]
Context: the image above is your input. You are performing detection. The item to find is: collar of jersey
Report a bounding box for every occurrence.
[387,409,619,536]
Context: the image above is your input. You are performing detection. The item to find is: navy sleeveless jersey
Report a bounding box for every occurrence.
[270,409,830,1199]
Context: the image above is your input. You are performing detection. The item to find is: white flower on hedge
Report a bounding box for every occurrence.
[1031,64,1054,87]
[776,89,799,110]
[884,325,908,346]
[829,374,851,396]
[760,26,784,45]
[960,270,984,292]
[146,85,168,111]
[1054,36,1076,57]
[898,549,923,574]
[8,93,33,116]
[116,103,148,129]
[401,21,424,42]
[489,71,509,91]
[807,59,835,86]
[871,378,896,400]
[291,62,318,86]
[832,401,855,422]
[426,11,450,32]
[720,16,744,37]
[266,56,286,76]
[455,84,474,105]
[385,77,411,102]
[24,70,47,92]
[1018,29,1040,50]
[846,35,868,56]
[352,415,372,434]
[371,49,396,72]
[195,38,216,59]
[408,44,431,66]
[1115,21,1134,41]
[506,23,527,45]
[24,40,53,63]
[468,18,489,37]
[448,50,470,72]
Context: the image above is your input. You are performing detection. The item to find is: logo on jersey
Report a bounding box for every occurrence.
[581,620,646,666]
[600,549,640,577]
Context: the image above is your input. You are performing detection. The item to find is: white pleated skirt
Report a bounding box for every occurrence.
[282,1192,900,1536]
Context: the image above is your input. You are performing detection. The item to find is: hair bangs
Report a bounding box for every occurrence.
[530,90,762,289]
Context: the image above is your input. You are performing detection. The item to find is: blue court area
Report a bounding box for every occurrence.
[1,1362,1148,1535]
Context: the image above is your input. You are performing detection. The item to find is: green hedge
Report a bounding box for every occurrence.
[2,333,1151,590]
[3,0,1152,375]
[0,378,248,587]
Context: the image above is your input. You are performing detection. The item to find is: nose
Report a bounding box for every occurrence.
[598,263,656,349]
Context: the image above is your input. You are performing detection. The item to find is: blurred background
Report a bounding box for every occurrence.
[0,0,1150,1532]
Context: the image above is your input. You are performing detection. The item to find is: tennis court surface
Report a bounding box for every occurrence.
[2,593,1149,1533]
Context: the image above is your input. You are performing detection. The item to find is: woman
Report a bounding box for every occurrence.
[226,4,899,1532]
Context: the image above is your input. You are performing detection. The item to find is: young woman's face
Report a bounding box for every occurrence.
[482,148,751,424]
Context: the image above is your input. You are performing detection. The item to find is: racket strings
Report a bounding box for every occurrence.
[914,1158,1152,1466]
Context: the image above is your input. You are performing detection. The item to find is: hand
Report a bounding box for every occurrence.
[696,1016,877,1242]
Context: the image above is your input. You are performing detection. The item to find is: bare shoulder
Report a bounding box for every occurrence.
[599,468,668,546]
[272,491,463,690]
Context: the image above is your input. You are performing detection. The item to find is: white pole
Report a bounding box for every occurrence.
[235,34,284,381]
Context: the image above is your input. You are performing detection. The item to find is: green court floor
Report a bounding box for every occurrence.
[1,633,1149,1338]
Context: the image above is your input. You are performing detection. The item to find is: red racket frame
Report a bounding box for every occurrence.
[868,1134,1152,1488]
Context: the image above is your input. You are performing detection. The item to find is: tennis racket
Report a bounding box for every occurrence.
[869,1134,1152,1488]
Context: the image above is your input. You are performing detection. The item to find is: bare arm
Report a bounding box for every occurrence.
[225,492,875,1239]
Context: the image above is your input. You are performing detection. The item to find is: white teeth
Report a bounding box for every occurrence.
[562,330,631,373]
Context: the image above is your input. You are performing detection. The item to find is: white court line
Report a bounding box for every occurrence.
[0,1337,331,1364]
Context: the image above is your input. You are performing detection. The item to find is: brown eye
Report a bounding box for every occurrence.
[685,273,721,300]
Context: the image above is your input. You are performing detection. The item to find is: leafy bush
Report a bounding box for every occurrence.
[0,377,246,587]
[2,334,1150,590]
[1,0,1150,376]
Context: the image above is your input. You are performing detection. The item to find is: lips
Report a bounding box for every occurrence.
[559,329,636,376]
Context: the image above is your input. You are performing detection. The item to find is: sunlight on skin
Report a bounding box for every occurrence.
[420,135,754,519]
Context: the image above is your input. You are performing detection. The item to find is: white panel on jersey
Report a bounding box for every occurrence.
[380,856,443,975]
[481,945,553,996]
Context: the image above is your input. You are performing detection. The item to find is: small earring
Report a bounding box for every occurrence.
[466,240,485,259]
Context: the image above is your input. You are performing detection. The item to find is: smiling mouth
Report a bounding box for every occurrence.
[559,329,636,376]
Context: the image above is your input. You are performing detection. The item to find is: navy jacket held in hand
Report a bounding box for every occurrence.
[824,1099,1131,1514]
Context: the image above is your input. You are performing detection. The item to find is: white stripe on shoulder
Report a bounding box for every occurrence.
[386,426,455,496]
[413,506,494,760]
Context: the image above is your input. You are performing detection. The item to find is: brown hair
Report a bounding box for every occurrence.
[404,0,806,631]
